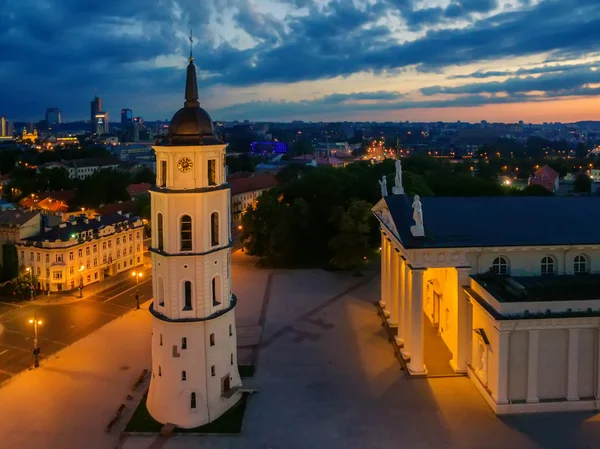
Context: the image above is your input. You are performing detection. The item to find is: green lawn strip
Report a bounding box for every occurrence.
[126,392,248,434]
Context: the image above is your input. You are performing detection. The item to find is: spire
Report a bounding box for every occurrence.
[185,30,199,107]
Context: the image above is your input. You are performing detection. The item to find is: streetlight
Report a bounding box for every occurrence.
[132,271,143,309]
[25,267,33,301]
[28,315,42,367]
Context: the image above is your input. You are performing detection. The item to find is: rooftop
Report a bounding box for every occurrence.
[472,273,600,303]
[230,174,278,196]
[0,209,39,227]
[383,195,600,249]
[21,213,140,243]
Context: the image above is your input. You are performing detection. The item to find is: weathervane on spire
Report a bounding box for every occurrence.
[189,29,194,62]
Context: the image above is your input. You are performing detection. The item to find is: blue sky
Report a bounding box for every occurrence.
[1,0,600,123]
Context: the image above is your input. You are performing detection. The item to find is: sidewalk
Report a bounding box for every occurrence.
[0,302,152,449]
[32,259,153,306]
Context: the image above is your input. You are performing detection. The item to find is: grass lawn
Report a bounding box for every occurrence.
[125,392,248,434]
[238,364,255,378]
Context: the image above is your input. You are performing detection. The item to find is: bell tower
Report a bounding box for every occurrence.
[146,51,241,429]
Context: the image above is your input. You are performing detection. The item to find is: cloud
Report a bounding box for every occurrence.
[450,61,600,79]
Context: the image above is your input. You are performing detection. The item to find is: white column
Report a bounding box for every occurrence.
[383,239,392,318]
[400,266,412,360]
[379,234,387,308]
[526,330,540,403]
[396,257,406,346]
[495,330,510,405]
[408,268,427,375]
[451,267,470,373]
[567,328,579,401]
[387,249,399,327]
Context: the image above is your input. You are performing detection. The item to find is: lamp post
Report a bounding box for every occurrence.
[25,267,33,301]
[28,315,42,368]
[132,271,142,309]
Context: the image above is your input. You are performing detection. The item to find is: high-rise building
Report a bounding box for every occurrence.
[45,108,61,126]
[121,109,133,125]
[94,112,109,135]
[90,95,102,133]
[146,56,242,429]
[0,116,6,137]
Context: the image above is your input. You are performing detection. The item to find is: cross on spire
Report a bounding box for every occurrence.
[189,29,194,62]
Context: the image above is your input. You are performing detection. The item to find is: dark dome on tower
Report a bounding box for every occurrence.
[167,59,221,146]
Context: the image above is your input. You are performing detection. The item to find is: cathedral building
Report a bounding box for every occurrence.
[146,54,242,428]
[374,168,600,414]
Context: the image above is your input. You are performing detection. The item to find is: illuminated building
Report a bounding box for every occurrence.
[45,108,61,126]
[1,116,7,137]
[146,52,242,429]
[16,213,144,292]
[90,95,102,133]
[21,128,38,142]
[374,192,600,414]
[121,109,133,125]
[95,112,109,135]
[230,174,278,224]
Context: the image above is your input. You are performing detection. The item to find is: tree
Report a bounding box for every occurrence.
[328,199,373,273]
[574,174,592,194]
[0,244,18,281]
[36,167,73,191]
[516,184,554,196]
[130,167,156,185]
[76,169,130,207]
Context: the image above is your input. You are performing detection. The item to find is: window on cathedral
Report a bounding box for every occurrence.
[491,257,509,275]
[160,160,167,187]
[180,215,193,251]
[158,365,162,376]
[208,159,216,186]
[182,337,187,349]
[574,254,588,274]
[210,333,215,346]
[190,392,196,408]
[229,324,232,337]
[183,281,193,310]
[231,353,234,366]
[541,256,555,275]
[211,212,219,246]
[160,333,163,346]
[182,371,187,381]
[212,276,221,306]
[211,366,215,377]
[158,277,165,306]
[157,213,164,251]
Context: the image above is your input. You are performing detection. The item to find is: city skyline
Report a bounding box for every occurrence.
[2,0,600,123]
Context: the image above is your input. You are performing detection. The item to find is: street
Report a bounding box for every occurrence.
[0,271,153,385]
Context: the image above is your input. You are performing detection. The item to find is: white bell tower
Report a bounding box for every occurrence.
[146,54,242,429]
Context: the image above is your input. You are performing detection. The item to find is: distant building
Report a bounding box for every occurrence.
[37,158,120,180]
[21,128,38,142]
[0,210,41,266]
[20,190,76,217]
[230,174,279,223]
[45,108,61,126]
[90,95,102,133]
[590,169,600,183]
[16,213,144,292]
[1,116,7,137]
[528,165,559,193]
[121,109,133,125]
[126,183,151,199]
[94,112,109,135]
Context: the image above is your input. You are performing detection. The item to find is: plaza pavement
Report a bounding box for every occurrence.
[3,251,600,449]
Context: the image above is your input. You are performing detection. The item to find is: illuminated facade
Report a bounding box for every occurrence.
[21,128,38,142]
[146,55,242,429]
[374,193,600,414]
[16,213,144,292]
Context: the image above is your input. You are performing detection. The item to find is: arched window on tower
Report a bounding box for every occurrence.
[211,212,219,246]
[190,392,196,409]
[158,277,165,307]
[212,276,222,306]
[491,257,509,275]
[208,159,216,186]
[180,215,193,251]
[574,254,589,274]
[157,213,164,251]
[541,256,556,275]
[183,281,193,310]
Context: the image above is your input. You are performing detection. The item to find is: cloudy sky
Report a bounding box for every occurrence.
[2,0,600,123]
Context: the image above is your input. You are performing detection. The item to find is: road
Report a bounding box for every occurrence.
[0,271,153,385]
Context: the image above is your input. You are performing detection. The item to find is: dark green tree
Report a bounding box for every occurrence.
[130,167,156,185]
[574,174,592,194]
[1,244,18,281]
[328,199,373,272]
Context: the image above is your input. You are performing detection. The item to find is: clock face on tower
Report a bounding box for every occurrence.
[177,157,193,172]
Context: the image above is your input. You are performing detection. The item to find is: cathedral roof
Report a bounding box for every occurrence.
[380,195,600,249]
[167,59,220,146]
